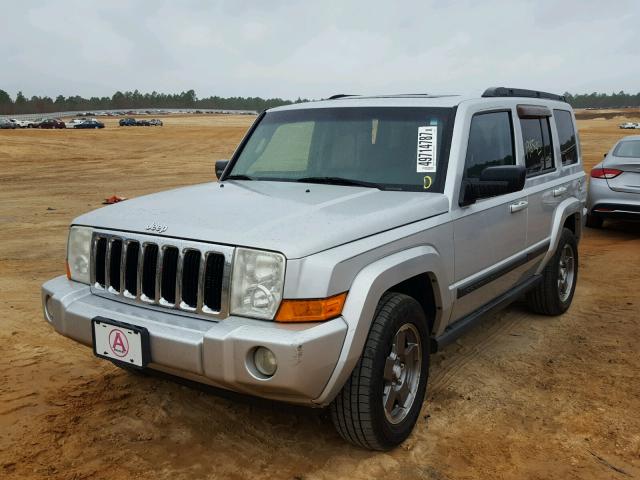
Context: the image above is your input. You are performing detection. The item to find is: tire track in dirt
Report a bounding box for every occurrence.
[428,307,528,395]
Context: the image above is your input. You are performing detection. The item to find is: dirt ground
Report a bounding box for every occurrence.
[0,113,639,480]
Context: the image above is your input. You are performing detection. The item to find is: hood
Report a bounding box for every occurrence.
[74,181,449,259]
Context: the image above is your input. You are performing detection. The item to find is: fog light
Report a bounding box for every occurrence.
[254,347,277,377]
[44,295,55,323]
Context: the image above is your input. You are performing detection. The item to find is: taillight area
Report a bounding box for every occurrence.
[591,168,623,179]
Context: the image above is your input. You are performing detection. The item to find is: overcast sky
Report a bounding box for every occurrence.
[2,0,639,100]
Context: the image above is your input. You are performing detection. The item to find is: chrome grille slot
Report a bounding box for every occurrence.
[124,241,139,297]
[94,237,107,288]
[141,244,159,301]
[90,231,233,320]
[108,239,123,293]
[181,250,201,309]
[203,253,225,312]
[161,246,179,304]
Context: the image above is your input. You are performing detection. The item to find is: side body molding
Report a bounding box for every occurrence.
[313,246,452,406]
[536,197,583,274]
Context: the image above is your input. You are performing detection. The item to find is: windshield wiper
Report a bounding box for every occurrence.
[296,176,383,189]
[224,174,255,181]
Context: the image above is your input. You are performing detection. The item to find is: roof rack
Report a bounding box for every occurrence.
[482,87,566,102]
[328,94,358,100]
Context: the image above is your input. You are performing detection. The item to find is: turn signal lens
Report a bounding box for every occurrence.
[591,168,622,179]
[275,292,347,323]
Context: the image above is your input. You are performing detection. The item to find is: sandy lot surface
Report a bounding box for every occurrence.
[1,114,639,480]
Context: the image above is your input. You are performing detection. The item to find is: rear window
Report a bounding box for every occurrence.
[520,117,555,176]
[613,140,640,158]
[553,109,578,165]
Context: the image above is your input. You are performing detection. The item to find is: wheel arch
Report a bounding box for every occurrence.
[536,197,583,275]
[313,246,452,406]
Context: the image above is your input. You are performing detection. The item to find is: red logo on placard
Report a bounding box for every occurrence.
[109,329,129,357]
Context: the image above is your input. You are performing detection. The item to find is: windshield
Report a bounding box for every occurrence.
[228,107,455,192]
[613,140,640,158]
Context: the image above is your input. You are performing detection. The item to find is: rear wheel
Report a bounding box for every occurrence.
[585,214,603,228]
[527,228,578,315]
[330,292,429,450]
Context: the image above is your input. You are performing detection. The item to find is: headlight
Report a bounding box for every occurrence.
[67,226,92,284]
[230,248,285,320]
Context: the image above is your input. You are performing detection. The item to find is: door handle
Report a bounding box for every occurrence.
[510,200,528,213]
[553,186,567,197]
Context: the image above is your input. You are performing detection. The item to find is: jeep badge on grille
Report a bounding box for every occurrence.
[145,222,168,233]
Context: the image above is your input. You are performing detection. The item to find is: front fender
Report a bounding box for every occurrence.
[312,245,452,406]
[537,197,583,274]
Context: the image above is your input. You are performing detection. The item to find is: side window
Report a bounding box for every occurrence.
[554,109,578,165]
[463,111,515,179]
[520,117,555,176]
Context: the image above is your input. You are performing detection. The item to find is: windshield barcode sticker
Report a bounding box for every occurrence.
[417,126,437,173]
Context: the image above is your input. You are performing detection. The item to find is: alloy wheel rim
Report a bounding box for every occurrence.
[558,244,575,302]
[383,323,422,424]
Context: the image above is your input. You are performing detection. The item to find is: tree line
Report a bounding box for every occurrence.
[0,88,307,115]
[563,91,640,109]
[1,88,639,115]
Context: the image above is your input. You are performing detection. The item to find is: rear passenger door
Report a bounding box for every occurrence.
[519,105,574,250]
[451,109,528,321]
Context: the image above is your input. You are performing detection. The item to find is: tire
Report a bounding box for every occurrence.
[527,228,578,315]
[585,214,603,228]
[330,292,430,450]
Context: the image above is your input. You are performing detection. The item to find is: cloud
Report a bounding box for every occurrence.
[1,0,639,99]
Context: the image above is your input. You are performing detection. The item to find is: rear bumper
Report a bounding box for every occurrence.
[590,203,640,221]
[42,275,347,406]
[587,179,640,221]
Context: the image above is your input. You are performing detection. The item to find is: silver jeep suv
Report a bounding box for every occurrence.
[42,87,587,450]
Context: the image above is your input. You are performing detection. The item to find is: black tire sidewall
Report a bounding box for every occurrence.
[550,229,579,312]
[369,296,430,447]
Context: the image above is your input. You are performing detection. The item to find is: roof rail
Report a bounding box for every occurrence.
[327,94,358,100]
[482,87,566,102]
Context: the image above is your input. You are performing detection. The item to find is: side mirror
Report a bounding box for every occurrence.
[215,160,229,179]
[460,165,526,206]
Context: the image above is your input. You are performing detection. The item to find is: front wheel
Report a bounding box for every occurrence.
[330,292,429,450]
[527,227,578,315]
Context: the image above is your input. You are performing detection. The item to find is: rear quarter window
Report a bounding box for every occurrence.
[553,109,578,165]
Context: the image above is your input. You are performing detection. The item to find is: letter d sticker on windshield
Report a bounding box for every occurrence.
[417,126,438,173]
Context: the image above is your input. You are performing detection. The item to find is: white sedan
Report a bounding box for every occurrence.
[9,118,35,128]
[66,119,88,129]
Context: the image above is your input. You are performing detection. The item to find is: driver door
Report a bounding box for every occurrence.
[451,109,528,321]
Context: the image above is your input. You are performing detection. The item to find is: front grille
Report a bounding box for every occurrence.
[91,232,232,319]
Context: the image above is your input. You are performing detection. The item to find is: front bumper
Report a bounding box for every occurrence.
[42,276,347,406]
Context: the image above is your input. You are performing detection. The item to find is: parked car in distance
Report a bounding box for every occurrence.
[0,118,18,129]
[149,119,163,126]
[586,135,640,227]
[74,119,105,129]
[9,118,34,128]
[66,118,87,129]
[39,118,66,129]
[619,122,637,129]
[119,118,137,126]
[136,119,151,126]
[43,87,586,451]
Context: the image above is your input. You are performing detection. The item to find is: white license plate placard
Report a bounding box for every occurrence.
[92,317,150,368]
